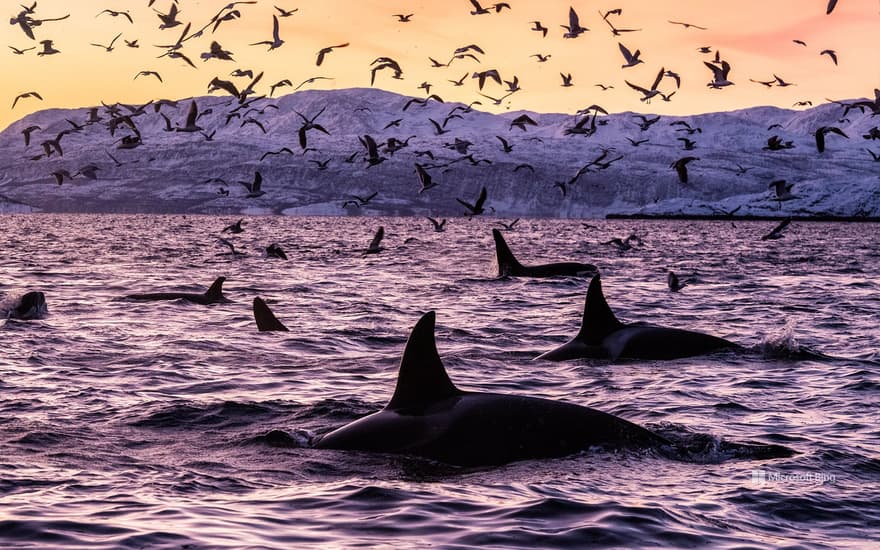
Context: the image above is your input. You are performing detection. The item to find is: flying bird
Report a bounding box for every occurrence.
[668,20,707,30]
[618,42,644,68]
[316,43,349,66]
[97,9,133,24]
[530,20,548,37]
[562,6,589,38]
[626,67,666,102]
[134,70,162,82]
[12,91,42,109]
[426,217,447,232]
[250,15,284,50]
[238,171,265,198]
[819,49,838,65]
[456,186,489,216]
[670,156,699,183]
[826,0,839,14]
[362,226,385,255]
[814,126,848,153]
[760,218,791,240]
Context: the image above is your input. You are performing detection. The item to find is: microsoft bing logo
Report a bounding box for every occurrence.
[751,470,767,487]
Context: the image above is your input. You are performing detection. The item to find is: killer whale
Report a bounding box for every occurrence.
[253,297,289,331]
[537,275,737,361]
[493,229,597,277]
[314,311,668,466]
[124,277,231,304]
[3,291,48,320]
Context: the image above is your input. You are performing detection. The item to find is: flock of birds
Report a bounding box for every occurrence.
[5,1,879,215]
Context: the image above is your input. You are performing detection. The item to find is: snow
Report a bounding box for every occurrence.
[0,87,877,218]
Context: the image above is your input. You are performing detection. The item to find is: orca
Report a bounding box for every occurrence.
[253,297,289,331]
[3,291,48,320]
[537,275,737,361]
[493,229,597,277]
[314,311,668,466]
[124,277,231,304]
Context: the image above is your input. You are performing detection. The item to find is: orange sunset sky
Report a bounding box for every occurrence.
[3,0,878,131]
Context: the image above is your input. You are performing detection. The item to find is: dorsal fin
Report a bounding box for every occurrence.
[386,311,461,412]
[492,229,523,276]
[576,275,624,344]
[252,297,289,332]
[204,277,226,301]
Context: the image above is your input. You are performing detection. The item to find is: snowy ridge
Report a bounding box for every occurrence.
[0,87,877,218]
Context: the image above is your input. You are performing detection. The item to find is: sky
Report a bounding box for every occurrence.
[3,0,879,131]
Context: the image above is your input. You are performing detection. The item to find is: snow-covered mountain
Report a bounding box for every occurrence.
[0,87,877,218]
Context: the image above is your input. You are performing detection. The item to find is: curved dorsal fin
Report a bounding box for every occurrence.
[204,277,226,301]
[252,297,289,332]
[492,229,523,276]
[576,275,624,344]
[386,311,460,412]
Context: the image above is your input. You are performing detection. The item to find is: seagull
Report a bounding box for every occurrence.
[496,218,519,230]
[316,43,349,66]
[269,3,298,16]
[706,60,735,88]
[175,100,203,132]
[295,106,330,149]
[820,49,838,65]
[456,186,488,216]
[201,41,235,61]
[773,74,795,87]
[21,125,41,146]
[667,271,690,292]
[618,42,644,68]
[362,226,385,256]
[250,15,284,50]
[863,149,880,162]
[814,126,848,153]
[760,218,791,240]
[633,114,660,130]
[769,179,796,205]
[370,57,404,85]
[793,39,808,46]
[626,67,665,102]
[265,244,288,260]
[295,76,333,90]
[394,14,413,22]
[560,73,574,87]
[562,6,589,38]
[415,163,438,193]
[155,3,182,29]
[530,21,548,37]
[826,0,839,14]
[9,45,35,55]
[670,156,699,184]
[268,79,292,97]
[668,20,707,30]
[37,40,60,56]
[217,238,246,257]
[134,70,163,82]
[359,135,386,167]
[496,136,514,153]
[426,217,447,232]
[97,9,133,24]
[222,219,245,233]
[51,169,74,185]
[510,114,538,131]
[260,147,294,161]
[531,53,551,62]
[238,171,265,198]
[11,91,42,109]
[124,39,139,48]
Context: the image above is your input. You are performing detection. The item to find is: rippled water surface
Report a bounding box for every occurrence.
[1,214,878,549]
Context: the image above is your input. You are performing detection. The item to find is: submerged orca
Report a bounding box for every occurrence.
[537,275,736,361]
[253,297,289,331]
[493,229,597,277]
[4,291,48,320]
[124,277,231,304]
[314,311,668,466]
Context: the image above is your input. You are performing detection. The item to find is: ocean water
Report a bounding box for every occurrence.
[1,214,878,549]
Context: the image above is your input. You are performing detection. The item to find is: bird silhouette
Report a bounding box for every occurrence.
[456,186,488,216]
[670,156,699,183]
